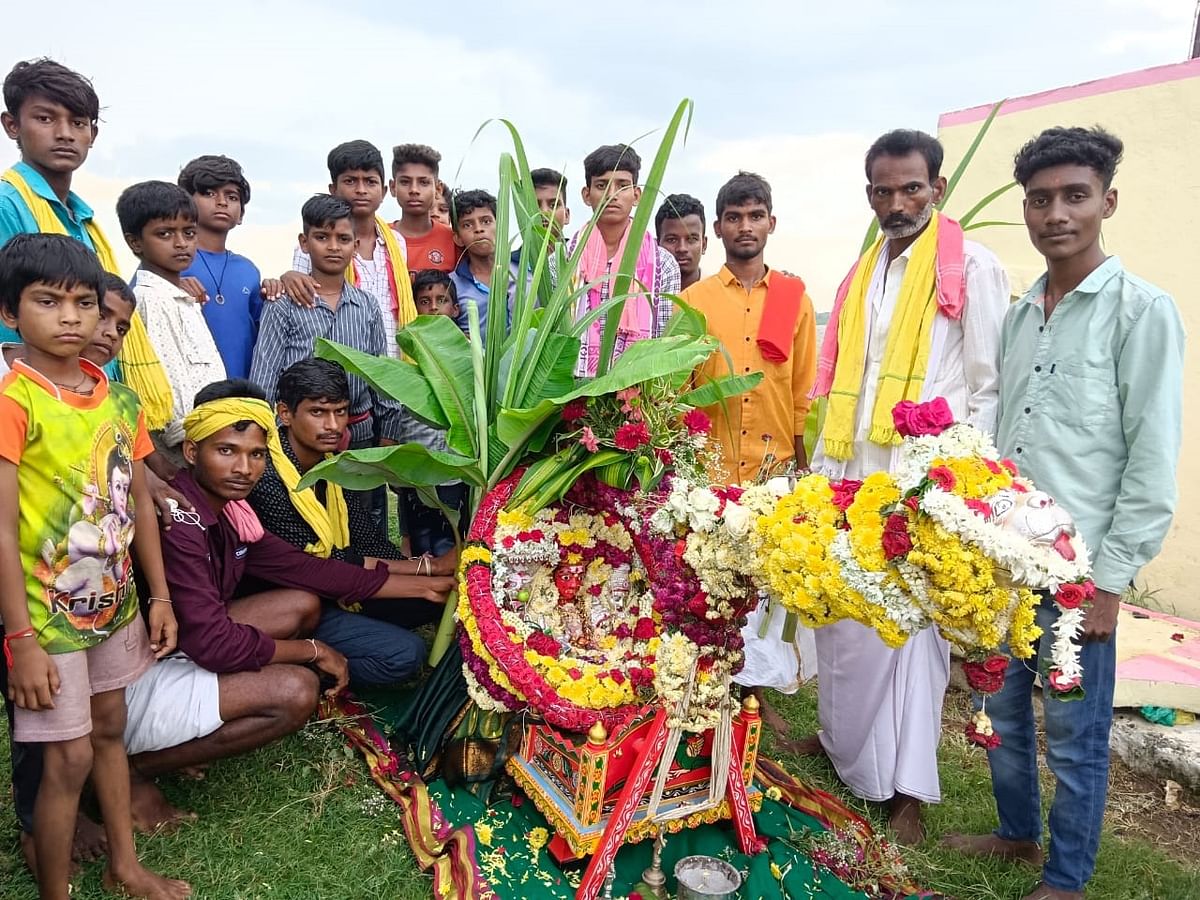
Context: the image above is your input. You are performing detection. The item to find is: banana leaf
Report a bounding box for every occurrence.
[396,316,478,459]
[296,443,483,492]
[313,340,447,429]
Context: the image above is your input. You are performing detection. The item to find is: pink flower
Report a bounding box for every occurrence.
[614,421,651,450]
[580,426,599,452]
[562,399,588,422]
[892,397,955,438]
[928,465,957,492]
[966,499,993,519]
[1048,669,1083,693]
[830,479,863,511]
[616,386,641,413]
[682,408,711,435]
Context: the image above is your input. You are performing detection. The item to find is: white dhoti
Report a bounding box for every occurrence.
[734,599,817,692]
[814,619,949,802]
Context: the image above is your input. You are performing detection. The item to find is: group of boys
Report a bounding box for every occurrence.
[0,53,1185,900]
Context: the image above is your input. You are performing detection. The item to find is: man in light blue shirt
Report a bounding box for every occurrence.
[946,127,1184,900]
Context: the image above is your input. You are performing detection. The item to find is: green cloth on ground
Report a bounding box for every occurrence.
[430,777,873,899]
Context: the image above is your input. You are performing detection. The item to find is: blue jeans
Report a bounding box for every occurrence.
[313,603,427,687]
[983,595,1117,892]
[400,484,468,557]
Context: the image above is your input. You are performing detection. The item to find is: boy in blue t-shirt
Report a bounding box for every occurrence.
[178,155,263,378]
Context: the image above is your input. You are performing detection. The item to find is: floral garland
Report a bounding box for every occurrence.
[757,398,1097,747]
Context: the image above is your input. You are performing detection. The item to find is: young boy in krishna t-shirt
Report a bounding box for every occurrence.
[0,233,187,900]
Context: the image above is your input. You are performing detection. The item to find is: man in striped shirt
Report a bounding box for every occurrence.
[249,195,404,450]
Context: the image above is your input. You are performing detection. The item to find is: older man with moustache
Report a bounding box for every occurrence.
[806,129,1010,843]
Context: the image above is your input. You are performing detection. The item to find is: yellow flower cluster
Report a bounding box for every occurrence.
[522,647,640,709]
[497,508,534,530]
[907,514,1039,655]
[935,456,1013,499]
[845,472,901,571]
[755,477,846,628]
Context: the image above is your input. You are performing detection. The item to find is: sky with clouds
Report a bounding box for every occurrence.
[2,0,1195,305]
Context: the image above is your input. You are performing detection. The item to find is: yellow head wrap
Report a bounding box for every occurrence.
[183,398,349,557]
[1,167,175,431]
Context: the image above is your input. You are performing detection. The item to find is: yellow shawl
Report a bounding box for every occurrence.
[822,214,941,460]
[351,217,417,331]
[0,167,175,431]
[182,398,349,557]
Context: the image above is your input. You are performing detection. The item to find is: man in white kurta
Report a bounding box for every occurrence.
[809,130,1008,842]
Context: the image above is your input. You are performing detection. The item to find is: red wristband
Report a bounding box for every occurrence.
[4,627,36,669]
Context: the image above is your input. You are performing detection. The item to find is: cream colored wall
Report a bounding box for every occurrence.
[939,68,1200,619]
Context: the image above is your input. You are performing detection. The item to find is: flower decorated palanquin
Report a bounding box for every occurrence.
[507,697,764,861]
[457,470,768,860]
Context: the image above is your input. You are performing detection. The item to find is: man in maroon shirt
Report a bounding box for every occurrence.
[122,379,452,831]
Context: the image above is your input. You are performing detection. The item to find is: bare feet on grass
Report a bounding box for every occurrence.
[129,778,197,834]
[941,832,1044,867]
[102,862,191,899]
[20,813,109,876]
[75,813,110,861]
[887,793,926,845]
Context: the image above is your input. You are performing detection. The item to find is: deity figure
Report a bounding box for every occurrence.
[554,558,590,647]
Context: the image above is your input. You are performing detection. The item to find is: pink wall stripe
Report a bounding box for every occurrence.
[939,57,1200,128]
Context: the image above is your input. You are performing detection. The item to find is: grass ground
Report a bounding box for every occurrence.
[2,685,1198,899]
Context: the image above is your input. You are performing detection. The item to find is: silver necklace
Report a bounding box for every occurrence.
[197,249,231,305]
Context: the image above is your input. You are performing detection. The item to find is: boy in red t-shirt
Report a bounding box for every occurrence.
[389,144,457,272]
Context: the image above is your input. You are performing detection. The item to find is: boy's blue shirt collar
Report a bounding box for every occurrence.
[12,160,94,221]
[1021,255,1124,305]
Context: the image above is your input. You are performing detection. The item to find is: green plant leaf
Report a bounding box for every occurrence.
[313,340,448,429]
[297,443,482,492]
[941,99,1006,210]
[509,330,579,410]
[963,220,1024,231]
[681,372,764,408]
[397,315,478,458]
[958,180,1019,228]
[664,296,707,338]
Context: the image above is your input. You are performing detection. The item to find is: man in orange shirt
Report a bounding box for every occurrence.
[682,171,816,483]
[681,171,817,738]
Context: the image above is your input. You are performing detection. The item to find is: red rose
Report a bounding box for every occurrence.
[562,398,589,422]
[682,408,711,435]
[1082,580,1096,600]
[928,465,957,492]
[723,485,745,503]
[830,479,863,511]
[965,499,993,519]
[568,667,583,680]
[688,592,710,617]
[527,632,563,658]
[962,655,1008,694]
[633,617,657,640]
[610,669,626,684]
[903,495,920,511]
[614,421,651,450]
[1056,582,1087,609]
[965,720,1002,750]
[881,514,912,559]
[502,536,515,549]
[655,447,673,464]
[892,401,921,437]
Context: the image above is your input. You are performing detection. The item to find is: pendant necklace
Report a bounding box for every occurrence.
[197,249,231,305]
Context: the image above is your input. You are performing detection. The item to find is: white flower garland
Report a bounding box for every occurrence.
[830,534,929,636]
[919,488,1090,590]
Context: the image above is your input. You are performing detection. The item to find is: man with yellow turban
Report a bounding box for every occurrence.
[121,378,452,832]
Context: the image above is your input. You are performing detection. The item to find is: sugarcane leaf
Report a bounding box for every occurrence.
[313,340,448,429]
[958,181,1019,228]
[941,99,1006,210]
[297,443,482,492]
[396,314,478,458]
[681,372,764,408]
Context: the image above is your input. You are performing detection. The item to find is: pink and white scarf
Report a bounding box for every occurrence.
[575,223,658,376]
